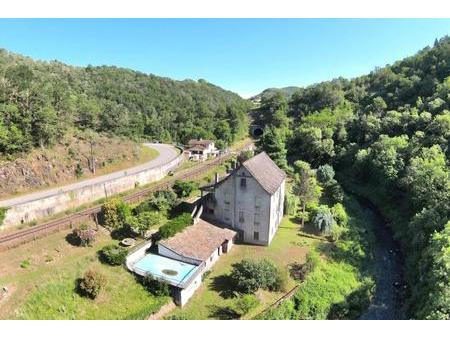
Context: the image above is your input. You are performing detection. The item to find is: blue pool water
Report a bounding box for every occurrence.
[134,253,199,287]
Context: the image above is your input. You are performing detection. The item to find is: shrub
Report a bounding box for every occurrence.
[237,150,254,163]
[0,207,7,226]
[284,191,299,216]
[230,259,281,293]
[142,275,171,297]
[149,189,178,213]
[75,163,83,178]
[173,180,199,198]
[289,251,319,281]
[79,269,106,299]
[233,294,260,316]
[317,164,335,184]
[101,198,121,230]
[324,179,344,204]
[72,224,96,247]
[332,203,348,227]
[134,211,164,237]
[99,244,128,265]
[311,205,335,234]
[330,225,345,242]
[20,259,31,269]
[159,213,193,239]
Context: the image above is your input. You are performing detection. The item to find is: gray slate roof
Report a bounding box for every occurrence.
[242,152,286,195]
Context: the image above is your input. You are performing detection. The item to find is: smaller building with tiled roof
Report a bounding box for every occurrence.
[201,151,286,246]
[159,219,236,263]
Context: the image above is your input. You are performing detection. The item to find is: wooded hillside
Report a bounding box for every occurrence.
[0,49,249,157]
[257,36,450,319]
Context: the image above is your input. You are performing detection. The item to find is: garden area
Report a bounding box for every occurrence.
[0,179,203,320]
[0,227,169,319]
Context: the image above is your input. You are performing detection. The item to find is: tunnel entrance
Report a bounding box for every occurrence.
[250,125,264,138]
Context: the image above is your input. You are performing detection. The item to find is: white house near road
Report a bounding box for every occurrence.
[202,152,286,245]
[185,139,218,161]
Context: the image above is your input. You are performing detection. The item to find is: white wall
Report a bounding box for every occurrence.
[157,244,202,266]
[177,272,202,307]
[268,179,285,244]
[1,153,183,229]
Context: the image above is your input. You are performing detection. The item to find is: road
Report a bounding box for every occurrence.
[0,143,179,208]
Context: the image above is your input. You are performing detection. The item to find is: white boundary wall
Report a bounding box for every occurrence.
[1,153,183,229]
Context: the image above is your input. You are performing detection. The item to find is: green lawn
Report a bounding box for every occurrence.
[165,217,317,319]
[0,229,168,319]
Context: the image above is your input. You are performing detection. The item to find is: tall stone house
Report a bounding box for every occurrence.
[202,152,286,245]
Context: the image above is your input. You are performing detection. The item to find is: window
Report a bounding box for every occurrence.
[224,191,230,205]
[224,208,230,221]
[240,178,247,188]
[255,197,261,209]
[254,212,260,226]
[239,210,245,223]
[254,232,259,240]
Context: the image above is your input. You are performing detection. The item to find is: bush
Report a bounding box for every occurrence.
[173,180,199,198]
[317,164,335,184]
[79,269,106,299]
[72,224,96,247]
[159,213,193,239]
[289,251,319,281]
[233,294,260,316]
[99,244,128,265]
[332,203,348,227]
[0,207,7,227]
[142,275,171,297]
[20,259,31,269]
[324,179,344,204]
[237,150,254,163]
[230,259,282,293]
[75,163,83,178]
[100,198,122,230]
[284,191,299,216]
[149,189,178,213]
[126,211,164,237]
[311,205,335,234]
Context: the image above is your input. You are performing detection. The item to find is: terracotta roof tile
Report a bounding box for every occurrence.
[242,152,286,194]
[188,139,214,147]
[159,219,236,261]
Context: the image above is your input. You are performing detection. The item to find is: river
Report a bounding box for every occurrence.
[356,196,405,320]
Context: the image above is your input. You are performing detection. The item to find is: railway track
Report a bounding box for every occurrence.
[0,143,251,250]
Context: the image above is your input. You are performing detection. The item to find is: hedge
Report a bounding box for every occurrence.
[159,213,193,239]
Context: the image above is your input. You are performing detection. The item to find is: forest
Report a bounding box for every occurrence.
[0,49,249,157]
[257,36,450,319]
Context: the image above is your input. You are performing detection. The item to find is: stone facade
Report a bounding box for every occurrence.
[204,153,286,246]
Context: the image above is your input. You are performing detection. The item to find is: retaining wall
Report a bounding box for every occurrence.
[1,153,183,229]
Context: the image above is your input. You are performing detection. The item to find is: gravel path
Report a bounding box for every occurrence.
[358,198,405,320]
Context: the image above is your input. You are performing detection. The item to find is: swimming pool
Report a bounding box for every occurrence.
[133,253,199,287]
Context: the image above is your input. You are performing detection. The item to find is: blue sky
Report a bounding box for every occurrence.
[0,19,449,97]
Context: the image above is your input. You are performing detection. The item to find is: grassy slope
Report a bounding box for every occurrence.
[0,229,167,319]
[259,195,377,319]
